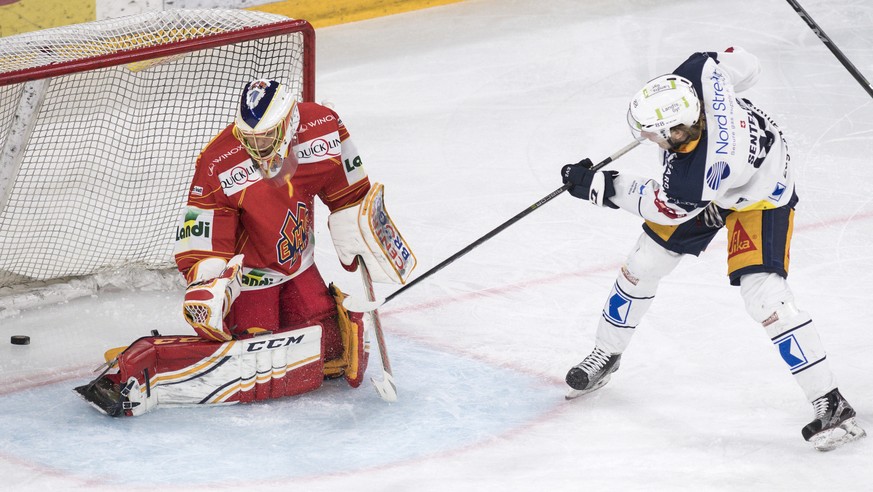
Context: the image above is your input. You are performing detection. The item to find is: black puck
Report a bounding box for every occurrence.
[11,335,30,345]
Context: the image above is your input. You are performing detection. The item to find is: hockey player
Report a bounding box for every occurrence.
[75,79,415,416]
[560,48,865,451]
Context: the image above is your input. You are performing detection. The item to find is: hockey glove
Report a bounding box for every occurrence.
[561,158,619,209]
[183,254,244,342]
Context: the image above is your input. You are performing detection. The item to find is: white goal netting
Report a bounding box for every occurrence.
[0,9,314,308]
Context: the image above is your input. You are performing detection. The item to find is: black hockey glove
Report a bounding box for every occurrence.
[561,158,619,209]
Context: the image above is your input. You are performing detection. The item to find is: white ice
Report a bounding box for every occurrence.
[2,0,873,490]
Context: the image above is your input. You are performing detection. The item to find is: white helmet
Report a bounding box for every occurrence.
[233,79,301,180]
[627,74,700,143]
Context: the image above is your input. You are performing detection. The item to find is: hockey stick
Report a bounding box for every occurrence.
[785,0,873,99]
[357,257,397,402]
[343,140,641,313]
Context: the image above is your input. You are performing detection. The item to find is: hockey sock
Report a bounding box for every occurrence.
[740,272,837,402]
[594,234,682,354]
[764,306,837,402]
[594,266,657,354]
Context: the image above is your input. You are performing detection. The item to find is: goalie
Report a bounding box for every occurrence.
[75,79,416,417]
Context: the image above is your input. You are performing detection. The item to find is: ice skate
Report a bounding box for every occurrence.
[802,388,866,451]
[565,347,621,400]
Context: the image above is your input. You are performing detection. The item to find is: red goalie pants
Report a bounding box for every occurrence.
[228,264,344,360]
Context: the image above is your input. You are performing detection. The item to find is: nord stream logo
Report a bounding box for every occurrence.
[705,161,730,190]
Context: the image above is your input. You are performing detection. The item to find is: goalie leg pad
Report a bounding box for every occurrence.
[75,329,324,416]
[327,283,370,388]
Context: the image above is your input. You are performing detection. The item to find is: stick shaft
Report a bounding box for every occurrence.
[358,258,392,374]
[785,0,873,99]
[382,140,639,305]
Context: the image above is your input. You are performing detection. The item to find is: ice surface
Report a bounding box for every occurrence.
[2,0,872,490]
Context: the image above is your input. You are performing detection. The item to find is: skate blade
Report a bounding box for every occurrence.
[564,375,611,400]
[811,418,867,452]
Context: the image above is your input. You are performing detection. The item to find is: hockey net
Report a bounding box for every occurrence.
[0,9,314,315]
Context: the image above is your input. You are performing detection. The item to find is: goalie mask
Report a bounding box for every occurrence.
[233,79,301,181]
[627,74,700,147]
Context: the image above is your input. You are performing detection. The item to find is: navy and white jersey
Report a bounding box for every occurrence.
[612,48,794,225]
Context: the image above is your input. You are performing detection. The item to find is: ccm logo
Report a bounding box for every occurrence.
[245,335,305,352]
[153,337,202,345]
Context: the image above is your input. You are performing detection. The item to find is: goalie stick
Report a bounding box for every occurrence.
[785,0,873,99]
[357,257,397,402]
[343,140,641,313]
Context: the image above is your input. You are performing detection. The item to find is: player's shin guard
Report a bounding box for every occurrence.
[594,267,656,354]
[740,272,837,402]
[764,305,836,402]
[594,233,682,354]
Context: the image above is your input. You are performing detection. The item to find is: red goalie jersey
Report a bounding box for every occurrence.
[174,102,370,287]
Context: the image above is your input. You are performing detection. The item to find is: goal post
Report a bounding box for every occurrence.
[0,9,315,310]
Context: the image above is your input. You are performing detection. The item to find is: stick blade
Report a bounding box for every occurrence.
[371,373,397,402]
[342,294,384,313]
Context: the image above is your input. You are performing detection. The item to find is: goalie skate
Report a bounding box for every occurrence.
[74,376,138,417]
[802,388,867,451]
[565,347,621,400]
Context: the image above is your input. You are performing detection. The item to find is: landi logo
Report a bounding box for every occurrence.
[242,269,275,287]
[176,209,212,241]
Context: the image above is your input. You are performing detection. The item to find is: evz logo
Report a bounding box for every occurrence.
[776,334,808,369]
[604,285,632,325]
[277,202,309,265]
[769,182,787,202]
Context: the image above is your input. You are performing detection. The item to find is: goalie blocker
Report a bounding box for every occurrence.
[329,182,417,284]
[75,285,368,417]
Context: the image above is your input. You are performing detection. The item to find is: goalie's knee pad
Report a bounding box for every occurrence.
[324,283,370,388]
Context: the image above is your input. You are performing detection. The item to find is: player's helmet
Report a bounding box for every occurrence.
[627,74,700,144]
[233,79,301,180]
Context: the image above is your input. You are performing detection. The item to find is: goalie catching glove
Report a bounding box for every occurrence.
[328,182,417,284]
[183,254,244,341]
[561,158,619,208]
